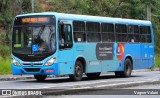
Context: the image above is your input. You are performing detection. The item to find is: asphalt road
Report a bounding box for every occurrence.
[0,71,160,97]
[48,84,160,98]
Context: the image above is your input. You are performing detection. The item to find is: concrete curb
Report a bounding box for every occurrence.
[0,76,34,81]
[0,75,58,81]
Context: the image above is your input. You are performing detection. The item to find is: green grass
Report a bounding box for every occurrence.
[0,56,11,75]
[154,54,160,69]
[0,30,12,75]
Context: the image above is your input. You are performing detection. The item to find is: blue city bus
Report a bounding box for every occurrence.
[11,12,154,81]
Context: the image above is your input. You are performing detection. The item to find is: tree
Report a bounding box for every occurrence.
[0,0,160,52]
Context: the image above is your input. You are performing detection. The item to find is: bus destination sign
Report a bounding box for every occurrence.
[21,17,49,23]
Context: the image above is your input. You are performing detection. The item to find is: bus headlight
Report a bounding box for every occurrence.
[45,57,57,66]
[12,58,20,66]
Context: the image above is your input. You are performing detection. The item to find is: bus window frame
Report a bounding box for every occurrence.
[115,24,128,43]
[127,25,140,43]
[59,22,73,50]
[101,22,115,43]
[73,21,86,43]
[140,26,152,43]
[86,22,101,43]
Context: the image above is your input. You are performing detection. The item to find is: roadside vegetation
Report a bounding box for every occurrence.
[154,54,160,70]
[0,56,11,75]
[0,0,160,74]
[0,30,11,75]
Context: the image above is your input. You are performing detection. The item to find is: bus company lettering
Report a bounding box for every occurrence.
[99,47,112,51]
[89,61,100,65]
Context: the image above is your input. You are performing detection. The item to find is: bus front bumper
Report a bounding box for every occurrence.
[11,63,59,75]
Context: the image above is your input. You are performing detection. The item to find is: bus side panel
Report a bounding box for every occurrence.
[58,49,74,75]
[100,43,122,72]
[124,44,141,70]
[148,44,154,68]
[74,43,101,73]
[101,60,121,72]
[58,62,74,75]
[139,43,154,69]
[124,43,154,70]
[85,43,102,73]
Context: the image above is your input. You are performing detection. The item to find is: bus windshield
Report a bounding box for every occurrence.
[12,25,56,61]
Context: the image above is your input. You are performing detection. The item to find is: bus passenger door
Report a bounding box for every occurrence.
[58,20,74,75]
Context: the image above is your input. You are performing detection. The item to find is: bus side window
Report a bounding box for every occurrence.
[140,26,151,43]
[115,24,127,42]
[59,24,73,49]
[73,21,85,42]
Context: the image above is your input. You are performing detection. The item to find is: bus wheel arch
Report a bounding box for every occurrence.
[123,57,133,77]
[76,57,86,73]
[69,57,86,81]
[125,56,133,70]
[115,56,133,78]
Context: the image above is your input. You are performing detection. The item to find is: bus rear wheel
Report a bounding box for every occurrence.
[69,60,83,81]
[86,72,101,79]
[115,58,132,78]
[34,75,47,81]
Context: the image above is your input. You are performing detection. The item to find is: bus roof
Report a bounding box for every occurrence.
[16,12,152,26]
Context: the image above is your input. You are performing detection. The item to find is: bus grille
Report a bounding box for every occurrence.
[24,68,40,72]
[23,63,43,66]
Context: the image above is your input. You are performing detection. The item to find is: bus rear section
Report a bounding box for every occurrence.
[71,19,154,79]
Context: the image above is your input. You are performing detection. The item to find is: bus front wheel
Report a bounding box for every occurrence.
[34,75,47,81]
[69,60,83,81]
[115,58,132,78]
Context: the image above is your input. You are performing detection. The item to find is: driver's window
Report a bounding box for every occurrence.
[59,24,73,49]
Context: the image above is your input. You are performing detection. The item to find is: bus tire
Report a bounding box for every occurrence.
[34,75,47,81]
[115,58,132,78]
[86,72,101,79]
[69,60,83,81]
